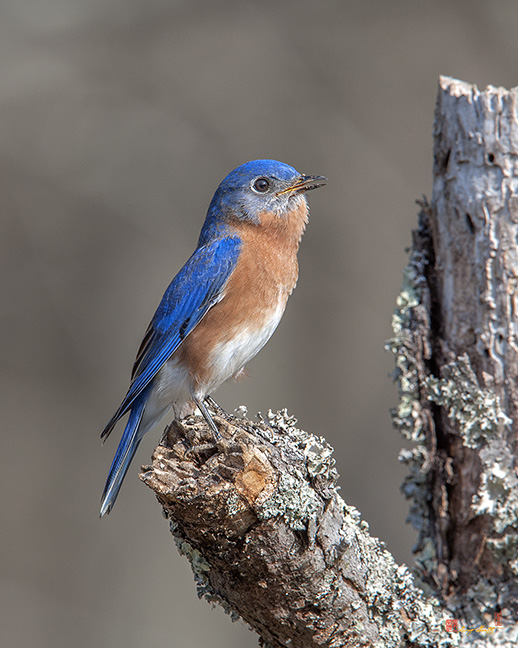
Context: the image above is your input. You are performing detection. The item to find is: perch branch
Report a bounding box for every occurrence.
[140,410,446,648]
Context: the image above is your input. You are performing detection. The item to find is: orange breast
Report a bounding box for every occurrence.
[177,198,308,391]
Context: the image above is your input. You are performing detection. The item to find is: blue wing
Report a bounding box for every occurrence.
[101,235,242,441]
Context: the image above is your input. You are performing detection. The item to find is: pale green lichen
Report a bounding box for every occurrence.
[170,520,212,598]
[254,409,338,530]
[386,250,433,554]
[386,244,516,639]
[257,471,321,531]
[261,408,338,487]
[399,445,430,529]
[225,491,241,516]
[424,354,518,550]
[412,537,438,576]
[169,519,245,621]
[473,440,518,537]
[387,226,518,622]
[424,355,511,448]
[388,243,518,564]
[392,262,422,336]
[386,261,427,444]
[304,438,336,479]
[341,500,461,647]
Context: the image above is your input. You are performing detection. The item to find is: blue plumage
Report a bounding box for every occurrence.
[99,237,241,515]
[100,396,146,517]
[100,159,325,516]
[101,235,241,444]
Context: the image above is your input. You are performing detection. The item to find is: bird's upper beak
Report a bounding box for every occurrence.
[276,174,327,196]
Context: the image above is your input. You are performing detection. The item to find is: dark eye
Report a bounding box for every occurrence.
[253,177,270,193]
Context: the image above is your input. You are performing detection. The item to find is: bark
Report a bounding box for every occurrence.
[140,77,518,647]
[141,411,445,647]
[402,76,518,597]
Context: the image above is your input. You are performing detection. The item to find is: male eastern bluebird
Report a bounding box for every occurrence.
[100,159,326,516]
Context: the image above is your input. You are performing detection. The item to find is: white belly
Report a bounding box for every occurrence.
[200,299,286,396]
[143,298,286,423]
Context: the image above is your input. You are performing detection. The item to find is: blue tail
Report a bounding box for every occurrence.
[100,397,146,517]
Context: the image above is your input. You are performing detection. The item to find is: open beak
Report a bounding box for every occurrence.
[276,174,327,196]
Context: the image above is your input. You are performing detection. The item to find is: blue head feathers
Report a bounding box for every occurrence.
[199,159,323,244]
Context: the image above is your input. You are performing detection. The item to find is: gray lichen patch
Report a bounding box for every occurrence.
[169,519,245,622]
[342,500,460,647]
[304,437,336,479]
[392,260,423,335]
[256,471,321,531]
[387,229,518,577]
[252,409,341,530]
[386,254,429,444]
[386,243,434,548]
[424,354,511,448]
[486,533,518,573]
[473,439,518,536]
[264,409,338,484]
[169,520,213,598]
[399,447,432,537]
[424,354,518,541]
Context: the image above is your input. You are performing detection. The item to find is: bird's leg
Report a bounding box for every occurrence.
[193,395,221,439]
[206,395,239,445]
[187,395,241,458]
[205,394,225,416]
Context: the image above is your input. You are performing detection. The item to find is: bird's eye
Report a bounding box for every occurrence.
[252,177,270,193]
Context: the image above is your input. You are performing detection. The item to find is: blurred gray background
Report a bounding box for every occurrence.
[2,1,517,646]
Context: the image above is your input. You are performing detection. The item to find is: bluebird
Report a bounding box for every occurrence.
[100,159,326,516]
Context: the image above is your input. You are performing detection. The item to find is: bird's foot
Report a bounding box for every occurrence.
[184,395,242,459]
[204,394,226,416]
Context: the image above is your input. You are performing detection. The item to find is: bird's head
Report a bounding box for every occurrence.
[205,160,326,230]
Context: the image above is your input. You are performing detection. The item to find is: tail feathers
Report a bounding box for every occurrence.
[100,398,146,517]
[100,415,117,444]
[100,403,126,443]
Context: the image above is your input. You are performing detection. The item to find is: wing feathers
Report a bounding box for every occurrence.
[101,236,241,441]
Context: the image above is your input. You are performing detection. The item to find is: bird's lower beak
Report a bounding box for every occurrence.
[276,174,327,196]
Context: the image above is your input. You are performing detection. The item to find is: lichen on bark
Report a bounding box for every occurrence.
[387,78,518,637]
